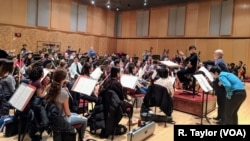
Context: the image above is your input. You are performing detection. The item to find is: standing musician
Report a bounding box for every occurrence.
[176,45,198,90]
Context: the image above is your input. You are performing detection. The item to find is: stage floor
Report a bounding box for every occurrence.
[173,90,217,117]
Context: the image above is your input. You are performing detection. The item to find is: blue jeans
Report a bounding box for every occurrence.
[68,113,88,139]
[136,87,148,94]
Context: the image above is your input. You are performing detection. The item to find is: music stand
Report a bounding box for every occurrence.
[193,74,213,125]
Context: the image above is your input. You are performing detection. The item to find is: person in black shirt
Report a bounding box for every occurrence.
[103,67,133,118]
[176,45,198,89]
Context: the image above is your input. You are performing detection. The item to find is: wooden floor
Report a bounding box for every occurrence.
[1,83,250,141]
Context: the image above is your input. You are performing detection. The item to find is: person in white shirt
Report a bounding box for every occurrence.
[69,57,82,80]
[154,67,174,97]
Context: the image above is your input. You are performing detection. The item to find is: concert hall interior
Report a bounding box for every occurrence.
[0,0,250,141]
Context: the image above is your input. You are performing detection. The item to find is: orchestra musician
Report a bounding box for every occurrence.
[237,61,246,80]
[103,67,133,120]
[69,57,82,80]
[176,45,198,90]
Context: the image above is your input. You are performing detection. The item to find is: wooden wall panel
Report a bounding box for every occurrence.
[218,39,234,63]
[106,11,115,37]
[93,7,107,35]
[51,0,71,30]
[129,11,137,37]
[195,39,209,62]
[121,11,136,37]
[121,12,130,37]
[185,3,199,36]
[51,0,60,29]
[149,8,160,37]
[87,6,94,34]
[0,25,116,56]
[159,7,168,37]
[233,0,250,36]
[197,1,210,36]
[55,0,71,31]
[149,7,168,37]
[232,40,249,65]
[0,0,12,23]
[12,0,27,25]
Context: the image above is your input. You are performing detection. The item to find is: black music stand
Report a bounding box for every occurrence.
[193,74,213,125]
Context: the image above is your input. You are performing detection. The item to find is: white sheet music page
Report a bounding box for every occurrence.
[120,74,139,90]
[168,76,176,85]
[193,74,213,93]
[199,66,214,82]
[8,83,36,111]
[90,67,103,80]
[151,70,157,79]
[160,61,180,68]
[40,68,50,82]
[138,68,145,79]
[72,76,98,96]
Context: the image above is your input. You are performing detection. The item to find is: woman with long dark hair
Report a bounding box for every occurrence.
[45,69,87,141]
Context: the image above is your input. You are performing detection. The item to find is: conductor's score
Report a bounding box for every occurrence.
[174,125,250,140]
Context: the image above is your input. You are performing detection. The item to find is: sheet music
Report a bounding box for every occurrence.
[120,75,139,89]
[71,76,98,96]
[90,67,103,80]
[168,76,176,85]
[193,74,213,93]
[151,70,157,79]
[41,68,50,82]
[138,68,145,79]
[198,66,214,82]
[160,61,180,68]
[8,83,36,111]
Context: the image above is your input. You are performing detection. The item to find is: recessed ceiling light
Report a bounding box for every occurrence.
[107,4,110,9]
[91,0,95,5]
[144,2,147,6]
[116,7,119,11]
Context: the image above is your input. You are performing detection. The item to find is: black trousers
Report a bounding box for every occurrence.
[212,78,226,122]
[224,90,246,125]
[177,69,194,84]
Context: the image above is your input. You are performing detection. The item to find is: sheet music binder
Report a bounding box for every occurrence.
[90,67,103,80]
[71,76,98,96]
[8,83,36,111]
[160,61,180,68]
[40,68,50,82]
[198,66,214,82]
[120,75,139,90]
[193,74,213,93]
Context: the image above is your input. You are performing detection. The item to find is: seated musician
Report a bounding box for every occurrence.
[176,45,198,90]
[154,67,174,97]
[128,63,148,94]
[80,62,99,102]
[237,61,246,80]
[45,69,88,141]
[69,57,82,80]
[103,67,133,118]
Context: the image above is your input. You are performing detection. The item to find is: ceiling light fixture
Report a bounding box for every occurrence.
[91,0,95,5]
[107,1,110,9]
[116,7,119,11]
[144,0,147,6]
